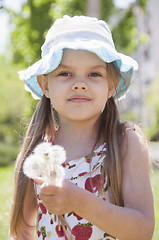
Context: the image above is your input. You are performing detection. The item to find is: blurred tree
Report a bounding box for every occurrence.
[145,75,159,140]
[101,0,115,22]
[0,56,32,165]
[9,0,54,66]
[112,6,137,55]
[9,0,86,67]
[8,0,147,67]
[0,0,3,9]
[138,0,147,12]
[87,0,100,18]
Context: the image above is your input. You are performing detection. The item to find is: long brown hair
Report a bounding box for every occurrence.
[97,62,126,206]
[99,97,125,206]
[10,62,126,237]
[10,95,54,237]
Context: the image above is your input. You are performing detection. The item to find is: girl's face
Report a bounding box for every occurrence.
[39,49,115,123]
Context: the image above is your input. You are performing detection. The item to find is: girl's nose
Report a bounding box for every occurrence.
[71,80,88,91]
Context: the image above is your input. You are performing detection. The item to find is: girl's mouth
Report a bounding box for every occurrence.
[68,96,91,103]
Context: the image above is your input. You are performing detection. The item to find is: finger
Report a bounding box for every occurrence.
[40,196,62,215]
[34,177,45,185]
[41,184,59,195]
[40,193,54,203]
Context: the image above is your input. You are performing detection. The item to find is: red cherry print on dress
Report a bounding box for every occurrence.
[97,151,102,156]
[37,194,40,200]
[39,202,47,214]
[85,174,104,193]
[37,231,41,237]
[72,223,92,240]
[38,213,42,223]
[50,218,54,224]
[78,172,87,177]
[86,158,91,163]
[62,163,66,168]
[62,162,70,168]
[55,225,67,238]
[72,212,83,220]
[68,164,76,169]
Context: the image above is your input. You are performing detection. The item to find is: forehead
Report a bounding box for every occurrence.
[60,49,106,67]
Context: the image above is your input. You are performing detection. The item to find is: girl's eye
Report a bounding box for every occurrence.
[58,72,71,77]
[89,72,102,77]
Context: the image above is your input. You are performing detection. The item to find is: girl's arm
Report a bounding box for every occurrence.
[72,127,155,240]
[8,180,37,240]
[38,127,155,240]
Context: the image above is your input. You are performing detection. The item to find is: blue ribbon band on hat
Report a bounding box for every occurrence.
[18,15,138,100]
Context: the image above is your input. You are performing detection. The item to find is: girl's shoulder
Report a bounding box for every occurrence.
[124,121,148,146]
[121,122,154,230]
[122,121,151,168]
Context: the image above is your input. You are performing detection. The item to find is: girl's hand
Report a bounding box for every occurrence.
[35,178,78,215]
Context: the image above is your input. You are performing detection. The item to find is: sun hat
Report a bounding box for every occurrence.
[18,15,138,100]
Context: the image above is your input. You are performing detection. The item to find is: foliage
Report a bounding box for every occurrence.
[144,76,159,140]
[50,0,86,19]
[0,165,14,239]
[0,142,19,166]
[101,0,115,22]
[139,0,147,12]
[9,0,86,67]
[150,168,159,239]
[9,0,54,66]
[0,56,32,165]
[112,7,138,55]
[120,110,137,123]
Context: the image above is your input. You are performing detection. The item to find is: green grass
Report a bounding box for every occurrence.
[151,168,159,239]
[0,165,159,239]
[0,164,14,239]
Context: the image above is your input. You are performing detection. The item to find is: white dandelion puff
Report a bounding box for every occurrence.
[49,145,66,165]
[48,164,65,186]
[34,142,53,156]
[23,142,72,239]
[23,154,44,179]
[23,142,66,186]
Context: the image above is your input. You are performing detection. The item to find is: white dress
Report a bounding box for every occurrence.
[35,142,118,240]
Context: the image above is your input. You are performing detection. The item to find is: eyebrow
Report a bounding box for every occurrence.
[58,63,70,68]
[58,63,106,70]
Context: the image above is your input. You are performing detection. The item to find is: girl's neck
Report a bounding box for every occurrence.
[53,117,102,161]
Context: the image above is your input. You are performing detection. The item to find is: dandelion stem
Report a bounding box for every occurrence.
[60,217,71,240]
[60,215,72,233]
[58,215,61,231]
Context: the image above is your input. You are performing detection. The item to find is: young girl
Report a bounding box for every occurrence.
[9,15,155,240]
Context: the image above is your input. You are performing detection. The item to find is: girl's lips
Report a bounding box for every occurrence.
[68,97,91,103]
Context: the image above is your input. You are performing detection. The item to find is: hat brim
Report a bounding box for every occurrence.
[18,40,138,100]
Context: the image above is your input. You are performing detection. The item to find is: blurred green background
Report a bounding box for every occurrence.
[0,0,159,239]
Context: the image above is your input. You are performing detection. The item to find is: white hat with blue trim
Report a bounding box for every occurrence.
[18,15,138,100]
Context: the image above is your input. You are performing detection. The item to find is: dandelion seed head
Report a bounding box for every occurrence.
[23,142,66,185]
[34,142,53,157]
[49,164,65,186]
[23,155,43,179]
[49,145,66,164]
